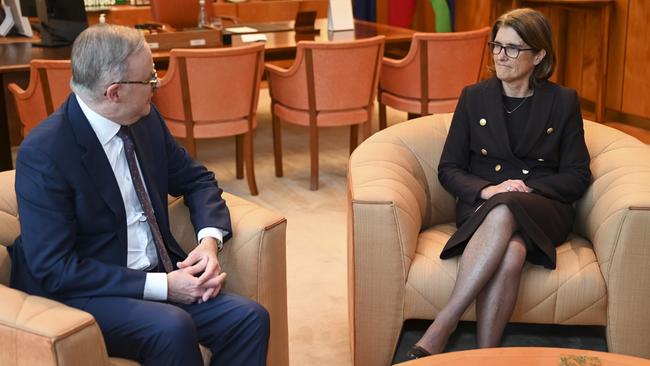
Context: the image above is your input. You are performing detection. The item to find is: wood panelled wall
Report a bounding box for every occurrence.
[376,0,650,128]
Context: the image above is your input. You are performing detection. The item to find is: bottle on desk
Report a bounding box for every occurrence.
[198,0,208,28]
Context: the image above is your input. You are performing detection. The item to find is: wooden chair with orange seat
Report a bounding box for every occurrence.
[265,36,385,190]
[152,43,264,196]
[150,0,239,30]
[378,27,490,130]
[7,59,72,137]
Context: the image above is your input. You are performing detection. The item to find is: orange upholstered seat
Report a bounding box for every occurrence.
[265,36,385,190]
[378,28,490,130]
[152,44,264,196]
[8,59,71,137]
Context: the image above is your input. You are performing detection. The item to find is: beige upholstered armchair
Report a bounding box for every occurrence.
[347,114,650,366]
[0,170,289,366]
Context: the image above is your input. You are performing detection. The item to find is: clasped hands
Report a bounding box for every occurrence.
[167,236,226,305]
[480,179,533,200]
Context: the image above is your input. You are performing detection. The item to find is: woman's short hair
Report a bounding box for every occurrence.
[70,24,146,101]
[491,8,556,86]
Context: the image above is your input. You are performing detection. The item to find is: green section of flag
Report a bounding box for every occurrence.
[430,0,451,32]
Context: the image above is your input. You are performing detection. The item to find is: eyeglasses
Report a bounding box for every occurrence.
[104,69,160,96]
[488,41,535,59]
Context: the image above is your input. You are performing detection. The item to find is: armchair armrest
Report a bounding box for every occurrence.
[168,193,289,366]
[575,121,650,358]
[347,116,456,365]
[0,285,110,366]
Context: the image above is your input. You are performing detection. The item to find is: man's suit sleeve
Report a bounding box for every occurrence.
[15,145,147,299]
[438,87,492,204]
[526,90,592,203]
[157,111,233,240]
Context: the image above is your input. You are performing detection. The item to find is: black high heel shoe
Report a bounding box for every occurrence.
[406,344,431,359]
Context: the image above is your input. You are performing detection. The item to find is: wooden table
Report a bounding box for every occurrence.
[397,347,650,366]
[516,0,615,123]
[0,19,415,171]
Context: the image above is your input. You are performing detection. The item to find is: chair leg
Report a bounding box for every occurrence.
[235,135,244,179]
[309,123,319,191]
[243,131,258,196]
[349,125,359,155]
[272,113,283,177]
[407,112,421,120]
[379,102,387,130]
[186,138,197,158]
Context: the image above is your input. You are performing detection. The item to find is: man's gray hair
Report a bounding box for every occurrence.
[70,24,147,101]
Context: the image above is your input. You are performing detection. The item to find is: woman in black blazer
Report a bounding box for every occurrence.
[408,8,591,358]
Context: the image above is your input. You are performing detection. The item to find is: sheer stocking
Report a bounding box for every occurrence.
[476,235,527,348]
[414,204,517,354]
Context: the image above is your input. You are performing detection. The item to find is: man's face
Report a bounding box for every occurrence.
[118,47,156,125]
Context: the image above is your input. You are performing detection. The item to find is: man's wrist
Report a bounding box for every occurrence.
[200,236,223,253]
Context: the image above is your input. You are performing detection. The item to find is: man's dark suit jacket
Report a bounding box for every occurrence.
[9,94,232,306]
[438,77,592,207]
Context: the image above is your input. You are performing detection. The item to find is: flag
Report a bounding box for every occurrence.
[429,0,452,32]
[353,0,376,22]
[388,0,416,28]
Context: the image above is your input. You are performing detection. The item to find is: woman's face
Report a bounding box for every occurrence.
[492,26,546,87]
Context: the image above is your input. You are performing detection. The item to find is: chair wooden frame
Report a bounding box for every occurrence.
[154,44,264,196]
[378,28,490,130]
[8,59,71,137]
[266,36,385,190]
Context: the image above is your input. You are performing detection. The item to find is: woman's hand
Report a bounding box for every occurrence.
[480,179,532,200]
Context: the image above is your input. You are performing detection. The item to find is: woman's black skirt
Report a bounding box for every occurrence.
[439,192,575,269]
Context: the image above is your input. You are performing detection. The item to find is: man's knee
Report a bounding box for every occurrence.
[154,305,199,347]
[244,302,270,337]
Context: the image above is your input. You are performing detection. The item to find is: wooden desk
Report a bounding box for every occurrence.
[398,347,650,366]
[0,19,415,171]
[515,0,615,122]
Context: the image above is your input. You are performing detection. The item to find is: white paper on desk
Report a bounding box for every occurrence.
[225,26,258,33]
[328,0,354,31]
[241,34,267,43]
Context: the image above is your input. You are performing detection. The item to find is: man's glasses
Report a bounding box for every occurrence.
[488,41,535,59]
[104,70,160,96]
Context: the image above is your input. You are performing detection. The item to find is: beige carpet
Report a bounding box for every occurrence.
[195,89,406,366]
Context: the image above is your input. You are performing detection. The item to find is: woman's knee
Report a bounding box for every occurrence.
[501,236,527,273]
[483,204,516,227]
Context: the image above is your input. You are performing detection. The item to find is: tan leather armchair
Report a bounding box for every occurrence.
[347,113,650,366]
[0,170,289,366]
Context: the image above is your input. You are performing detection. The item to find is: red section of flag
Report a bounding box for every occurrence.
[388,0,416,28]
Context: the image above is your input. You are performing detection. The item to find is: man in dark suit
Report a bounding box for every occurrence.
[8,24,269,365]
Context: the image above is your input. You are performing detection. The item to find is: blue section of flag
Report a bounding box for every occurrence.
[353,0,376,22]
[448,0,455,31]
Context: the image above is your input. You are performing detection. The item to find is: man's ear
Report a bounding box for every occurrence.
[534,49,547,65]
[104,84,121,102]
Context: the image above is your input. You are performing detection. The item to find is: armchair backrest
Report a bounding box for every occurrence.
[0,170,18,287]
[152,43,265,138]
[150,0,215,29]
[8,59,72,137]
[380,28,489,106]
[270,36,385,112]
[352,113,650,237]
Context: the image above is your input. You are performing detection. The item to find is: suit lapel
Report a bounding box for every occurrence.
[515,81,555,157]
[66,96,126,222]
[482,78,517,160]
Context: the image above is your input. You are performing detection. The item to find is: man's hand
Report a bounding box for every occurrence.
[177,237,221,284]
[175,237,225,303]
[167,268,227,304]
[480,179,532,200]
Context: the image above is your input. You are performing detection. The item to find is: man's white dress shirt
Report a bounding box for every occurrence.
[77,95,224,300]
